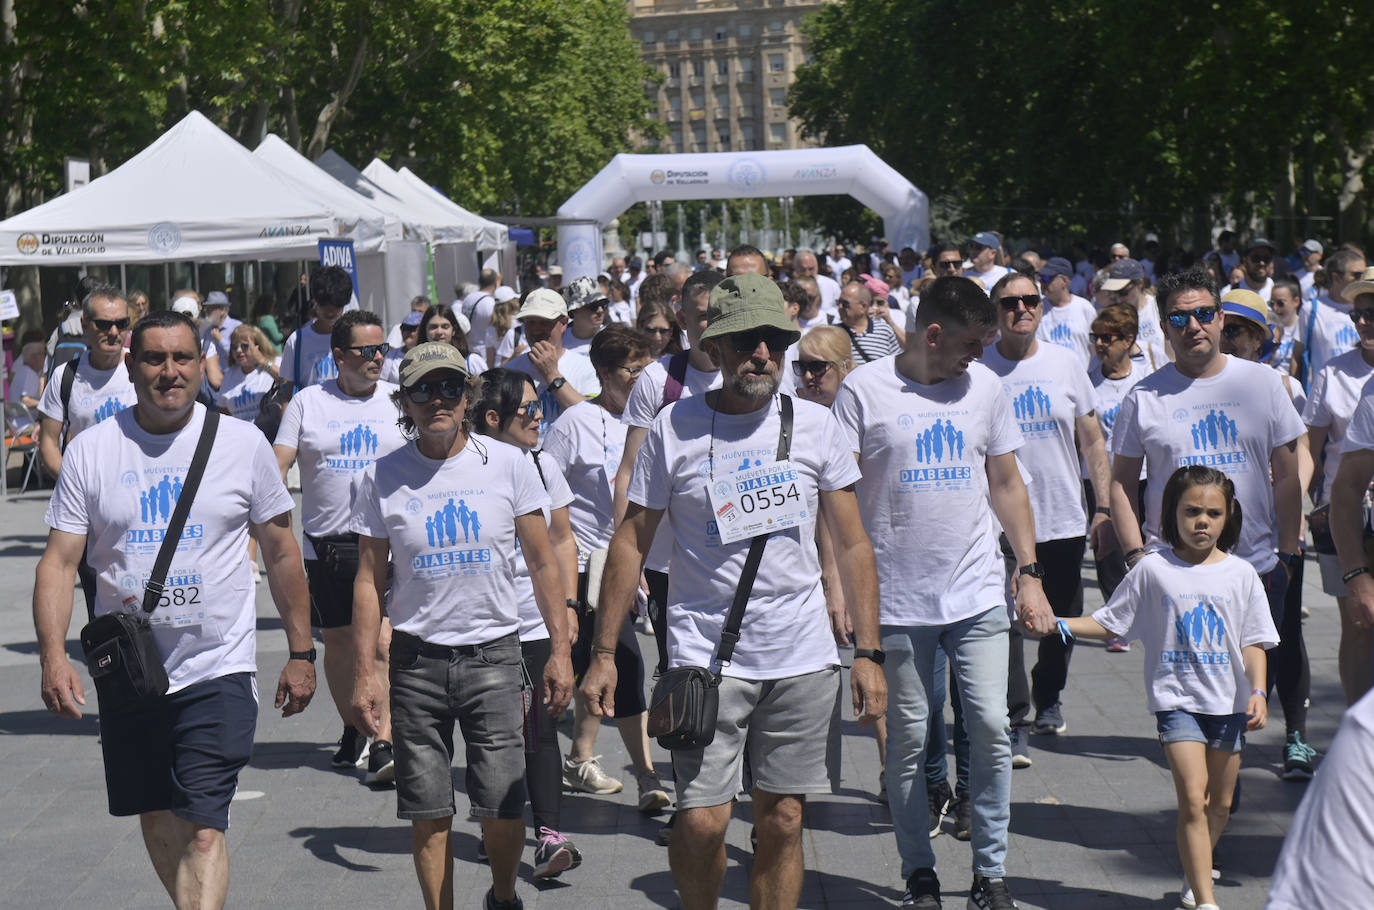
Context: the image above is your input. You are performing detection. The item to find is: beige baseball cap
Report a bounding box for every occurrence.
[398,341,469,387]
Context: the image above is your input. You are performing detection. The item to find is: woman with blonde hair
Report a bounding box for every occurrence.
[216,323,281,423]
[792,325,854,408]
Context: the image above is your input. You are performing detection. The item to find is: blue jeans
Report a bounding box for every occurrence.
[883,606,1012,879]
[923,648,970,797]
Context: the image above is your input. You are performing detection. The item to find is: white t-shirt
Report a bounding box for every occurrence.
[502,348,601,440]
[832,358,1024,627]
[216,361,280,422]
[463,293,497,348]
[815,273,842,313]
[509,449,574,641]
[607,300,634,326]
[202,316,242,365]
[38,354,137,439]
[1090,356,1154,479]
[1220,276,1274,302]
[1340,375,1374,455]
[350,436,549,645]
[622,353,722,573]
[1134,297,1169,371]
[542,400,627,570]
[1304,350,1374,500]
[628,394,857,680]
[963,264,1009,293]
[275,380,406,552]
[826,255,852,276]
[7,362,40,403]
[980,344,1095,541]
[1111,356,1306,574]
[45,405,293,692]
[1091,550,1279,713]
[1307,296,1360,381]
[1267,688,1374,910]
[280,322,338,388]
[562,324,595,354]
[1036,296,1098,370]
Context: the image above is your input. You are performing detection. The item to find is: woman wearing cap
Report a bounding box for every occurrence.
[420,303,487,377]
[1219,289,1318,780]
[349,342,573,910]
[472,367,586,881]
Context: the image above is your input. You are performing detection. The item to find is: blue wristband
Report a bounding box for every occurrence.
[1057,620,1074,644]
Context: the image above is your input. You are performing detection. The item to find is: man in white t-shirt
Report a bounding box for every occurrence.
[7,339,46,407]
[1293,239,1323,298]
[460,269,501,351]
[793,250,841,317]
[562,276,607,354]
[1110,267,1305,639]
[1306,251,1369,384]
[827,242,852,277]
[274,310,407,786]
[386,295,432,349]
[982,272,1113,763]
[831,275,1053,910]
[280,266,352,390]
[1210,230,1241,276]
[1101,258,1170,370]
[1220,238,1276,301]
[34,308,316,910]
[1035,256,1098,370]
[962,231,1009,293]
[503,289,600,439]
[584,273,885,910]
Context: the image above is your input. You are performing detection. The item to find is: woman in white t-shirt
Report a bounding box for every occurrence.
[472,367,583,880]
[1058,465,1278,910]
[420,303,488,378]
[216,324,281,425]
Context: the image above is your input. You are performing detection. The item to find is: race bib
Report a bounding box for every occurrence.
[706,459,808,545]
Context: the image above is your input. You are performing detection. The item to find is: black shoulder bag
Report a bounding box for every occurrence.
[647,396,794,750]
[80,410,220,713]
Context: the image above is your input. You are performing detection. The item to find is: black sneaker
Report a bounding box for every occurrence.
[656,811,676,846]
[331,726,364,768]
[1009,727,1032,768]
[365,740,395,787]
[966,874,1018,909]
[927,780,953,838]
[482,888,523,910]
[1031,702,1066,735]
[952,797,972,842]
[901,867,941,908]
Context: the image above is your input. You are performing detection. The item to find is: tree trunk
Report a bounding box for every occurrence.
[305,35,369,160]
[283,85,302,150]
[1274,147,1295,252]
[1336,112,1374,243]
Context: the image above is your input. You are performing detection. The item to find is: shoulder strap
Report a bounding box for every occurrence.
[662,350,689,407]
[530,449,548,489]
[715,395,793,666]
[141,409,220,614]
[291,328,304,392]
[58,356,79,454]
[843,324,875,362]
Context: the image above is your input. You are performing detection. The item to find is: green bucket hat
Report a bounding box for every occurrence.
[698,273,801,348]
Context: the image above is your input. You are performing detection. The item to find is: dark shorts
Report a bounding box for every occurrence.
[389,630,527,820]
[99,672,257,829]
[305,556,355,629]
[571,572,648,716]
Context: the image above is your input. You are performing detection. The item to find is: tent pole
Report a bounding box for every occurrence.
[120,263,127,291]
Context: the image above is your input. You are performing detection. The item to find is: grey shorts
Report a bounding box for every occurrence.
[1318,552,1348,597]
[671,666,842,810]
[388,630,527,820]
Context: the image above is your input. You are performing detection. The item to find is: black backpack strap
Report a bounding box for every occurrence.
[58,355,79,454]
[714,395,793,666]
[142,409,220,613]
[530,449,548,489]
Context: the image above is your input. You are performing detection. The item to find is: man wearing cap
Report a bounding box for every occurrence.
[198,291,240,394]
[963,232,1009,293]
[1221,239,1277,301]
[1101,258,1169,370]
[1036,256,1099,370]
[275,309,407,784]
[1294,240,1324,299]
[387,295,432,350]
[546,265,564,292]
[562,276,608,354]
[281,266,352,391]
[584,273,886,910]
[1306,250,1369,382]
[382,309,425,384]
[503,289,600,436]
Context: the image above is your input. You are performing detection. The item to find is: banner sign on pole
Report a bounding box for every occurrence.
[318,239,359,308]
[0,289,18,320]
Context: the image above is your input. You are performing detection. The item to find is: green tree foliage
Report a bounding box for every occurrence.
[0,0,657,219]
[791,0,1374,248]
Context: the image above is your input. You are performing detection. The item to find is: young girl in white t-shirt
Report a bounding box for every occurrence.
[1056,465,1279,910]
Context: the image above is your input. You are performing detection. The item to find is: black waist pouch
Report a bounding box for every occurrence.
[647,665,720,750]
[80,611,168,714]
[309,533,360,576]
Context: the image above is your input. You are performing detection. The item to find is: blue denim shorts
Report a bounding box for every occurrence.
[1155,709,1246,752]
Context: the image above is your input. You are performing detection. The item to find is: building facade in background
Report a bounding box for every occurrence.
[628,0,827,154]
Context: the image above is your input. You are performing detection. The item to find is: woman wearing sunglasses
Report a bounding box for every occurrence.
[471,367,585,882]
[216,324,281,423]
[792,326,853,408]
[636,300,682,358]
[349,344,574,910]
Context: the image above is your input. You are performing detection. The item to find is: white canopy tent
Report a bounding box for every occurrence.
[254,134,402,247]
[0,111,344,265]
[555,145,930,281]
[394,167,517,285]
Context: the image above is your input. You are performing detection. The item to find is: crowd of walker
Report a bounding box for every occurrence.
[19,232,1374,910]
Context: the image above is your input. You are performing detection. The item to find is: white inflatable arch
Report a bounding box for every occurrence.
[556,145,928,281]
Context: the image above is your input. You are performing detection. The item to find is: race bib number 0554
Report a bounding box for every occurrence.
[707,459,808,545]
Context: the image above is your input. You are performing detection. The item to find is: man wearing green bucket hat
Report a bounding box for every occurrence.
[583,273,886,910]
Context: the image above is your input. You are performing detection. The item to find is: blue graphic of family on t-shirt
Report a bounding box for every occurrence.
[339,423,380,457]
[1190,409,1237,451]
[139,474,184,524]
[1175,600,1226,649]
[1335,323,1359,349]
[93,397,128,424]
[229,387,262,413]
[914,419,965,464]
[1012,385,1052,420]
[1101,403,1121,431]
[1046,322,1073,344]
[426,498,481,547]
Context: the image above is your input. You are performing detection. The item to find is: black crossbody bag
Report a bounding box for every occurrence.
[647,396,793,750]
[80,410,219,713]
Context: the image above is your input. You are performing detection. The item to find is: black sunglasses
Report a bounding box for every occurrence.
[792,360,833,378]
[726,329,791,353]
[1220,324,1251,340]
[1164,305,1220,328]
[997,294,1041,312]
[92,317,131,332]
[1248,254,1273,264]
[935,259,962,270]
[404,377,464,403]
[1089,333,1123,344]
[343,343,390,359]
[1354,308,1374,324]
[515,400,542,420]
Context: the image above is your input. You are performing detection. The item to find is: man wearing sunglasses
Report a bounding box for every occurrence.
[280,266,352,391]
[1100,258,1169,371]
[274,310,407,785]
[837,280,901,363]
[1035,256,1098,371]
[1306,248,1369,382]
[1221,238,1276,302]
[1109,266,1305,646]
[585,273,885,910]
[562,276,608,355]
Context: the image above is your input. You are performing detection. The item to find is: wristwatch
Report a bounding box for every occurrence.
[852,648,886,665]
[548,376,568,392]
[1017,563,1046,579]
[288,649,317,663]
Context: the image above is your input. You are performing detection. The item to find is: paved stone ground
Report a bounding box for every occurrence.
[0,484,1342,909]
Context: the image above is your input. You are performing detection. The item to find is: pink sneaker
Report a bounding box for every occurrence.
[1106,639,1130,653]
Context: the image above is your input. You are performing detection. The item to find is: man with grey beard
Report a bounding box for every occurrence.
[583,274,886,910]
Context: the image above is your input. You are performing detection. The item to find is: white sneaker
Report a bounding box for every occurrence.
[562,755,623,794]
[636,770,671,812]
